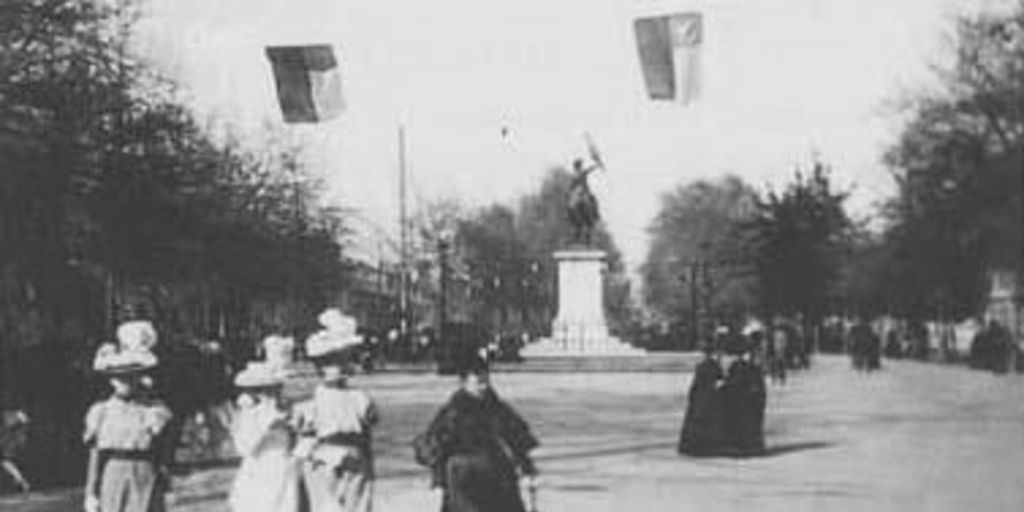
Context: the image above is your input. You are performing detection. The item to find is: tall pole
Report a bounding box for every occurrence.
[438,238,449,363]
[398,125,409,341]
[690,262,701,349]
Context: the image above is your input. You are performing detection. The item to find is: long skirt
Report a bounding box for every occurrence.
[100,459,165,512]
[678,390,725,456]
[443,451,525,512]
[230,451,303,512]
[303,458,374,512]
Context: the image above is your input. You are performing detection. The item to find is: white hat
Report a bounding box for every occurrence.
[116,321,158,352]
[317,308,356,334]
[305,330,362,359]
[234,362,286,388]
[742,320,766,336]
[93,342,158,374]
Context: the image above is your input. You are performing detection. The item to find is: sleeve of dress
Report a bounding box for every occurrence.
[418,404,453,488]
[496,402,539,474]
[146,403,174,435]
[83,402,105,445]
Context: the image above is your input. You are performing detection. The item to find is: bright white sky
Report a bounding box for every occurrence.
[134,0,999,267]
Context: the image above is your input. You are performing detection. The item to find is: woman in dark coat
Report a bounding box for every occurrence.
[416,355,538,512]
[677,345,725,456]
[721,339,767,457]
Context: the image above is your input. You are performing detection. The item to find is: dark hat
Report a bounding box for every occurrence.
[720,334,748,356]
[456,349,491,377]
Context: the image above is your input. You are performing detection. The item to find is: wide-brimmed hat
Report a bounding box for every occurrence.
[307,309,362,360]
[93,343,158,375]
[116,320,158,352]
[234,361,287,388]
[318,308,356,333]
[306,330,362,360]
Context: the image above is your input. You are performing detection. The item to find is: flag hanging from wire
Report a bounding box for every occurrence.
[634,12,703,104]
[584,132,606,171]
[265,45,343,123]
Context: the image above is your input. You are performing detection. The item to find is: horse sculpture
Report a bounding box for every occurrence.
[567,159,600,246]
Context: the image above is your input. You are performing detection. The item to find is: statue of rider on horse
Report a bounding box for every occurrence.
[567,157,601,246]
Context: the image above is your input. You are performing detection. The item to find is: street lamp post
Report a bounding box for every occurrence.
[437,234,452,374]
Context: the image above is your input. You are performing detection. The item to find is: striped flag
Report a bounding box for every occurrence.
[265,45,343,123]
[634,12,703,104]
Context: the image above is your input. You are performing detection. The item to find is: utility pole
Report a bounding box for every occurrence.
[437,235,452,374]
[690,261,701,348]
[398,125,409,342]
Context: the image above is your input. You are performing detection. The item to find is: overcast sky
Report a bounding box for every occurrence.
[135,0,1001,267]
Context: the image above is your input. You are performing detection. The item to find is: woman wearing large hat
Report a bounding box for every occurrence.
[293,309,379,512]
[228,349,302,512]
[83,321,173,512]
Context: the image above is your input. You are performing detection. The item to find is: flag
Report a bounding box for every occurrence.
[634,12,702,104]
[265,45,343,123]
[584,132,606,171]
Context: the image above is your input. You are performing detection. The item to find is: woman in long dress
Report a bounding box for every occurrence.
[83,321,173,512]
[416,355,539,512]
[677,345,725,456]
[721,339,767,457]
[229,361,302,512]
[296,309,378,512]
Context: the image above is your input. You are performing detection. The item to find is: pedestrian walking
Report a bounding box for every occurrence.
[768,327,788,385]
[295,309,378,512]
[848,320,880,372]
[414,353,539,512]
[82,321,173,512]
[677,342,726,457]
[228,357,302,512]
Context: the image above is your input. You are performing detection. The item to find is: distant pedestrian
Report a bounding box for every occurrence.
[83,321,173,512]
[677,343,726,457]
[414,353,539,512]
[884,330,903,359]
[229,360,301,512]
[295,309,378,512]
[848,321,880,372]
[768,328,788,385]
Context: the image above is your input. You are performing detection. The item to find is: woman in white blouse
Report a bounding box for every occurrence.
[295,309,379,512]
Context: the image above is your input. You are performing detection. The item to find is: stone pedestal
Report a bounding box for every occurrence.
[522,249,643,357]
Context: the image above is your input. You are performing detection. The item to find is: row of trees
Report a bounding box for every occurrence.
[642,164,852,345]
[417,168,635,338]
[1,0,351,485]
[643,3,1022,347]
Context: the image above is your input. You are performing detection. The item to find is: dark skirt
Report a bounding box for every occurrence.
[721,364,767,457]
[678,386,726,456]
[442,451,525,512]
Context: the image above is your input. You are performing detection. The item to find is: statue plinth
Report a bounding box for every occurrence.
[521,249,644,357]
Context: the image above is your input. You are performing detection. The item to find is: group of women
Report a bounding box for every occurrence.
[677,332,767,458]
[82,309,540,512]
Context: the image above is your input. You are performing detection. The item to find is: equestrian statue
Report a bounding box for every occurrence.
[567,157,602,246]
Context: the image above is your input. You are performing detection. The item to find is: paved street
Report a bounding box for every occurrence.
[5,356,1024,511]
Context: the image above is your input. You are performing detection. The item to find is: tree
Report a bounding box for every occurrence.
[746,161,853,327]
[0,0,352,487]
[880,3,1023,321]
[643,175,759,336]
